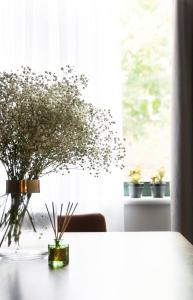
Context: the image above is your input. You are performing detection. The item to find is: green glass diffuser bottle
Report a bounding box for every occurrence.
[46,202,77,270]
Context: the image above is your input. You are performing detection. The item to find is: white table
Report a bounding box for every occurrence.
[0,232,193,300]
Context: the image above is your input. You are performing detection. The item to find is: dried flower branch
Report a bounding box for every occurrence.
[0,66,125,246]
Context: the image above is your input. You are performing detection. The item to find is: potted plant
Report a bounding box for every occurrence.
[128,166,144,198]
[150,167,166,198]
[0,66,125,247]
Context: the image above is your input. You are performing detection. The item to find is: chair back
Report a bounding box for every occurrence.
[58,213,107,232]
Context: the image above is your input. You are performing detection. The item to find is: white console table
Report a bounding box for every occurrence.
[124,197,171,231]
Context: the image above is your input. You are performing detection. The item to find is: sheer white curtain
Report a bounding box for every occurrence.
[0,0,123,231]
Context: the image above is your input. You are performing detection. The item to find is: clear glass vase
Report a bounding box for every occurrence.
[0,194,49,260]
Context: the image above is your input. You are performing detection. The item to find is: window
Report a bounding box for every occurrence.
[121,0,172,182]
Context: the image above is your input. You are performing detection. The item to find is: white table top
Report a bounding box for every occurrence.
[0,232,193,300]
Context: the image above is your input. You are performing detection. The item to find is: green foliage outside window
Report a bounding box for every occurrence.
[121,0,171,140]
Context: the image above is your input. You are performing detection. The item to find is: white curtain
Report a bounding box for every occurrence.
[0,0,123,231]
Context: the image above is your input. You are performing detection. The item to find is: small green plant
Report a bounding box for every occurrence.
[128,166,142,184]
[151,167,165,184]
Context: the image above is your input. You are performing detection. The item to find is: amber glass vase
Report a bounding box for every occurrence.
[48,242,69,269]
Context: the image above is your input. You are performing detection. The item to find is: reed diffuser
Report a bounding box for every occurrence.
[45,202,78,269]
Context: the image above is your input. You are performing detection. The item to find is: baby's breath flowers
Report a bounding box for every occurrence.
[0,66,125,246]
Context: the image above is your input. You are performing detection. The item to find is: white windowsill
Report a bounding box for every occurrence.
[124,196,171,206]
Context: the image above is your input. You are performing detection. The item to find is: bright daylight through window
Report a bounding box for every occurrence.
[121,0,172,182]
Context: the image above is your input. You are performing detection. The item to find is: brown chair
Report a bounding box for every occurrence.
[58,213,107,232]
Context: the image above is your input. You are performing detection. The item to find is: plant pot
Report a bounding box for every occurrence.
[48,243,69,269]
[151,183,166,198]
[128,183,144,198]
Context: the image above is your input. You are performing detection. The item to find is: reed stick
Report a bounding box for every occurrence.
[45,203,56,240]
[52,202,57,238]
[45,201,78,245]
[58,202,73,241]
[59,202,78,240]
[56,203,63,241]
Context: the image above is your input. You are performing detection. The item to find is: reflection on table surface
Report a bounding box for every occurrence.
[0,232,193,300]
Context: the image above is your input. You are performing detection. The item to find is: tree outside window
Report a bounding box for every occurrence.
[121,0,172,181]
